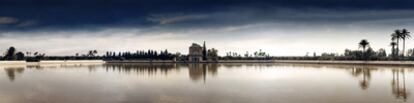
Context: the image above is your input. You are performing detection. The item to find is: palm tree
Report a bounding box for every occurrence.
[390,42,397,57]
[87,50,98,57]
[391,30,402,56]
[93,50,98,56]
[359,39,370,52]
[359,39,370,60]
[400,29,410,56]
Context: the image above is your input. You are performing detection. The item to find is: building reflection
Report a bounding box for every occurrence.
[188,63,219,82]
[188,64,206,82]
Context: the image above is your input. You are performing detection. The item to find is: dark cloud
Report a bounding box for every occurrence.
[1,0,414,32]
[0,17,19,24]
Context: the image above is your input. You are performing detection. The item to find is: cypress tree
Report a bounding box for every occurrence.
[203,41,207,60]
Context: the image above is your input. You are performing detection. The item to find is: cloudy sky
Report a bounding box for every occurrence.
[1,0,414,56]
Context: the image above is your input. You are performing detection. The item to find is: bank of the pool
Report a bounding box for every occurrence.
[105,60,414,66]
[0,60,105,65]
[2,60,414,66]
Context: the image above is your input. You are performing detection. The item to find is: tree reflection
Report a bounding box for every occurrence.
[4,67,25,81]
[348,66,411,100]
[350,67,373,90]
[103,63,219,82]
[391,69,409,101]
[104,63,178,75]
[2,63,412,102]
[88,65,97,72]
[26,65,43,70]
[207,63,218,76]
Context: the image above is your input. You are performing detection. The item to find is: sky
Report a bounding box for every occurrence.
[1,0,414,56]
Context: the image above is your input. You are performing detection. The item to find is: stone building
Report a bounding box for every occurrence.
[188,43,203,62]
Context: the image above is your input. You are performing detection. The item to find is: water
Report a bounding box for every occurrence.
[0,63,413,103]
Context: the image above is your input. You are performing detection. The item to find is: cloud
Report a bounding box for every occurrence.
[0,17,18,25]
[147,14,210,25]
[139,8,414,32]
[2,0,414,31]
[3,0,414,57]
[16,21,37,27]
[0,21,408,56]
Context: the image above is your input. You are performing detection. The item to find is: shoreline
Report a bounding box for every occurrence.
[0,60,105,66]
[1,60,414,66]
[105,60,414,66]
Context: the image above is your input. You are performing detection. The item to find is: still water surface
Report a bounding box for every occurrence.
[0,63,413,103]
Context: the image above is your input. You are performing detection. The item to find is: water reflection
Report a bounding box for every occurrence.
[350,67,375,90]
[0,63,413,102]
[104,63,219,82]
[392,69,409,101]
[104,63,179,75]
[187,63,218,82]
[4,67,24,81]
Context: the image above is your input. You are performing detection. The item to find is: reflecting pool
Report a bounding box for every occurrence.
[0,63,413,103]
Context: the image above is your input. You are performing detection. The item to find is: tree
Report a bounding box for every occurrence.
[207,48,218,61]
[400,29,410,56]
[365,47,375,60]
[202,41,207,60]
[359,39,370,52]
[407,48,414,57]
[390,42,397,57]
[4,47,16,60]
[359,39,370,60]
[377,48,387,57]
[93,50,98,55]
[344,49,363,60]
[26,52,30,57]
[175,52,181,57]
[33,52,45,61]
[253,51,258,57]
[244,51,249,57]
[87,50,98,57]
[15,52,25,60]
[391,30,402,56]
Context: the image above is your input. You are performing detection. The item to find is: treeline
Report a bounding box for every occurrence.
[0,47,178,61]
[104,49,176,60]
[219,49,272,60]
[0,47,46,61]
[2,47,25,60]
